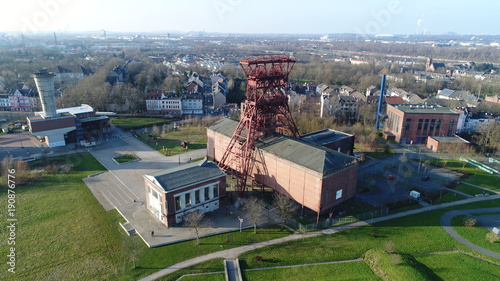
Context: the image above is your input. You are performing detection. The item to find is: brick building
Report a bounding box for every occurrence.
[207,118,358,219]
[144,159,226,227]
[384,104,460,144]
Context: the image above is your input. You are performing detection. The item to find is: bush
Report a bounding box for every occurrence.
[385,241,395,254]
[463,217,477,227]
[486,232,500,243]
[254,255,263,262]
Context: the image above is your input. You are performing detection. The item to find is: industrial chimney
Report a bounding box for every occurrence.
[32,70,57,118]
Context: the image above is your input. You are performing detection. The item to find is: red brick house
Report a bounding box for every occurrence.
[144,159,226,227]
[384,104,460,144]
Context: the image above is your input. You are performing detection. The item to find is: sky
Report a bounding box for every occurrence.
[2,0,498,35]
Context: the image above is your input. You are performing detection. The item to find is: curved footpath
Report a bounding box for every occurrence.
[139,195,500,281]
[440,207,500,259]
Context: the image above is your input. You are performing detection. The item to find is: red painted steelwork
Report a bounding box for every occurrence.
[218,54,299,197]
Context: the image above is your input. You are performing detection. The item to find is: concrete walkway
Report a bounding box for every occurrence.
[440,207,500,259]
[139,195,500,281]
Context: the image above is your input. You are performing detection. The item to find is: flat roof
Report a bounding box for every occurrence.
[209,119,357,174]
[301,129,353,146]
[145,159,225,192]
[35,104,94,118]
[391,104,459,115]
[429,136,470,144]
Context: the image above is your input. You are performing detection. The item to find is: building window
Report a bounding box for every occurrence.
[436,119,442,134]
[423,119,430,135]
[175,196,181,211]
[448,119,455,136]
[195,190,200,204]
[417,119,423,135]
[204,187,210,200]
[404,118,411,133]
[213,184,219,198]
[336,189,343,199]
[185,193,191,207]
[429,119,436,135]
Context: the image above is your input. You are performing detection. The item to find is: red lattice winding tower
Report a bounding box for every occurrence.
[218,54,300,197]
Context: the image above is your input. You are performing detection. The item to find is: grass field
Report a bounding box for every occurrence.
[455,184,496,196]
[138,124,207,156]
[0,153,126,280]
[451,215,500,253]
[433,159,500,192]
[237,199,500,270]
[0,153,292,281]
[242,261,380,281]
[110,117,175,130]
[416,252,500,280]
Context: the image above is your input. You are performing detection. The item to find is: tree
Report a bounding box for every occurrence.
[397,151,408,181]
[184,211,208,245]
[1,155,13,178]
[273,192,297,226]
[242,197,266,234]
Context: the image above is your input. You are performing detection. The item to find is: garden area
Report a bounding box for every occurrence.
[110,117,176,131]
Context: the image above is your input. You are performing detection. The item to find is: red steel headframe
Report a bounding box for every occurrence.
[218,54,299,197]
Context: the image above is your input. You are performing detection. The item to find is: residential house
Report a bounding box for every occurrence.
[146,92,182,116]
[0,94,10,111]
[53,65,92,85]
[425,57,446,72]
[485,95,500,104]
[181,93,204,115]
[9,88,36,112]
[144,159,226,227]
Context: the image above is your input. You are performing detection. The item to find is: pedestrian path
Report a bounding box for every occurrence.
[139,195,500,281]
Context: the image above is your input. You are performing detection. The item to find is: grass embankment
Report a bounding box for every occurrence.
[113,154,138,163]
[243,261,379,281]
[110,117,174,130]
[455,184,496,196]
[364,249,435,281]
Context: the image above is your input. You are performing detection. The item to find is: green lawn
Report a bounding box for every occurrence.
[242,261,380,281]
[433,159,500,192]
[110,117,175,130]
[156,258,225,281]
[0,153,292,281]
[0,153,127,281]
[138,125,207,156]
[113,154,139,163]
[238,199,500,271]
[455,184,496,196]
[416,252,500,280]
[451,215,500,253]
[431,192,466,205]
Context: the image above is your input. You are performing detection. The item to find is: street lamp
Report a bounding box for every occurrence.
[238,216,244,232]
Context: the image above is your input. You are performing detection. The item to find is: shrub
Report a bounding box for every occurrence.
[254,255,263,262]
[463,217,477,227]
[385,241,395,254]
[486,232,500,243]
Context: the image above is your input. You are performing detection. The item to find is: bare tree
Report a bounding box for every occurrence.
[242,197,266,234]
[184,211,208,245]
[273,192,297,226]
[1,155,13,178]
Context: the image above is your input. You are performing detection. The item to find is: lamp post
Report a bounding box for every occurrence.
[238,216,244,232]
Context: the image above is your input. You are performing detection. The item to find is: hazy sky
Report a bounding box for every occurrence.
[2,0,497,35]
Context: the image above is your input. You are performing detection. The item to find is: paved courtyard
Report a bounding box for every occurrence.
[83,128,280,247]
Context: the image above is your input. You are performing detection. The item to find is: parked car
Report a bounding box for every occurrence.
[386,174,395,180]
[421,176,429,181]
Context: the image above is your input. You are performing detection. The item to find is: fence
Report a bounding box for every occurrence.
[286,207,389,231]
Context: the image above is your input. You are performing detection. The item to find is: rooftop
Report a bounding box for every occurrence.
[144,159,225,192]
[429,136,470,144]
[391,104,459,115]
[209,119,357,174]
[301,129,353,147]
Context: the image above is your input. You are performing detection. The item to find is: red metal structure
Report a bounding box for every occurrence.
[218,54,300,197]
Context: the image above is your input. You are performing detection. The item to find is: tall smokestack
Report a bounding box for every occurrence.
[32,70,57,118]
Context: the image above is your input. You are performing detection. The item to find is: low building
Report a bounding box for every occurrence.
[427,136,471,153]
[207,118,359,218]
[144,159,226,227]
[301,129,355,155]
[181,93,204,115]
[146,92,182,116]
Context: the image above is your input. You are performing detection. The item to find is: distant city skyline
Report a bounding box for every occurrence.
[2,0,498,35]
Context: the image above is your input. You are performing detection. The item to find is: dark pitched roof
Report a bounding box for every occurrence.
[145,159,225,192]
[208,119,357,175]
